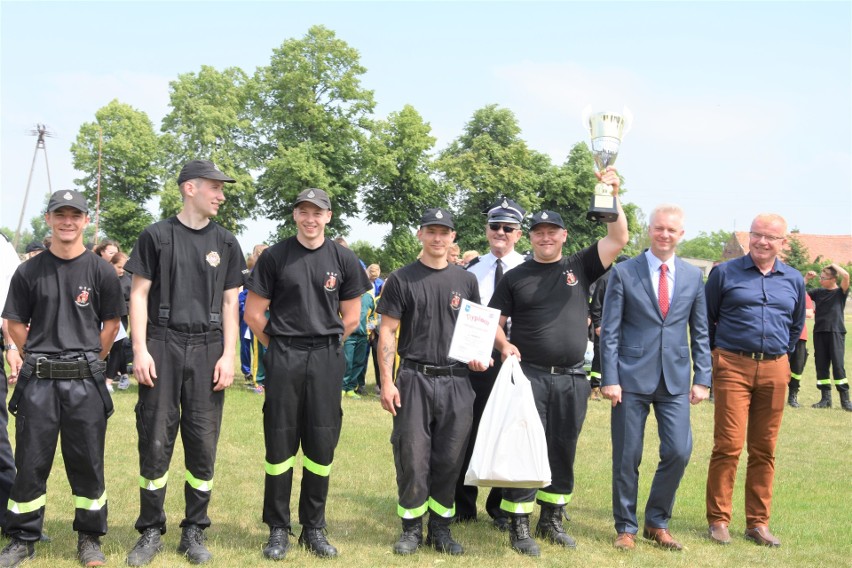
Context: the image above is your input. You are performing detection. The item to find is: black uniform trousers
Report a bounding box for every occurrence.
[263,336,344,530]
[788,338,808,387]
[454,351,504,521]
[392,365,474,520]
[502,364,590,513]
[135,327,224,533]
[7,370,108,540]
[0,358,17,531]
[814,332,848,391]
[590,335,602,388]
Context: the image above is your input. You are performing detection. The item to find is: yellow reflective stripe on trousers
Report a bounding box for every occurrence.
[265,456,296,476]
[185,471,213,492]
[817,378,831,385]
[139,472,169,491]
[536,490,572,505]
[302,456,331,477]
[397,501,428,519]
[834,378,849,386]
[8,494,46,515]
[428,497,455,518]
[589,371,601,379]
[790,372,802,380]
[73,491,107,511]
[500,499,534,514]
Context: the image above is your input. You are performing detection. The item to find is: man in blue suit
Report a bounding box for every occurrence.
[600,204,711,551]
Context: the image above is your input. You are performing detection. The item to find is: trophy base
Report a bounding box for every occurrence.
[587,187,619,223]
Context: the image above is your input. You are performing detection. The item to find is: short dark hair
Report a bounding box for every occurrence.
[824,266,838,279]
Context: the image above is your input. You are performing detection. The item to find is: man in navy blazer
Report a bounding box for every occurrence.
[600,204,711,551]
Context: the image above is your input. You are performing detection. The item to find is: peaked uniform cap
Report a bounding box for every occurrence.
[529,210,565,230]
[485,196,526,224]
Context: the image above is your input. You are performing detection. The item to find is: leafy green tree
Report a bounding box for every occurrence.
[362,105,448,269]
[253,25,375,239]
[159,65,259,234]
[783,232,811,272]
[71,99,161,249]
[677,229,733,261]
[437,105,550,253]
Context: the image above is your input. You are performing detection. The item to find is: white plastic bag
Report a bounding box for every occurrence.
[464,355,551,488]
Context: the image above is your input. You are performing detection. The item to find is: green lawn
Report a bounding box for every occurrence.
[4,326,851,567]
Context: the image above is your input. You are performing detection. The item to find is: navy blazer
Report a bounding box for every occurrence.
[600,253,711,395]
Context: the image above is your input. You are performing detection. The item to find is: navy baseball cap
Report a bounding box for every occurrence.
[486,196,526,224]
[177,160,236,186]
[294,188,332,210]
[47,190,89,214]
[420,208,454,229]
[529,210,565,230]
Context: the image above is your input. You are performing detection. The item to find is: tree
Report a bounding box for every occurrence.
[361,105,448,269]
[677,230,733,261]
[437,105,550,253]
[71,99,162,249]
[783,233,811,272]
[253,25,375,239]
[159,65,259,234]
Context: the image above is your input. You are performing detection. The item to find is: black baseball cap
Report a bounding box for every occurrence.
[47,190,89,213]
[485,196,525,224]
[529,210,565,230]
[25,241,45,253]
[294,188,332,210]
[177,160,236,186]
[420,208,454,229]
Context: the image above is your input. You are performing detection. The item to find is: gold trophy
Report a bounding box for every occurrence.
[582,106,632,222]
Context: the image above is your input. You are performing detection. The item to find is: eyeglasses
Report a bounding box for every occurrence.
[819,275,834,280]
[488,223,518,233]
[749,231,784,242]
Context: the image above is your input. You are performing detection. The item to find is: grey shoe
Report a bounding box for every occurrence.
[0,538,34,568]
[117,374,131,390]
[77,533,106,567]
[262,526,290,561]
[177,525,212,564]
[126,527,162,566]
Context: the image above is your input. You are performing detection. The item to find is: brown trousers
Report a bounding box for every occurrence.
[706,349,788,528]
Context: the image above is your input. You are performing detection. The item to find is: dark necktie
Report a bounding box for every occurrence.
[494,258,504,288]
[659,263,670,319]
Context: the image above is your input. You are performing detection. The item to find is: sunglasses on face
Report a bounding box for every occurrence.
[488,223,518,233]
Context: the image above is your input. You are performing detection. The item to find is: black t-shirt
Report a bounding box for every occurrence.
[377,260,481,366]
[125,217,246,334]
[247,237,370,337]
[2,250,124,355]
[808,287,848,333]
[489,243,605,367]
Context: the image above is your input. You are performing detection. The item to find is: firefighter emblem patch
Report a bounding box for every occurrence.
[75,286,92,307]
[324,272,338,292]
[206,251,221,267]
[564,270,578,286]
[450,291,462,310]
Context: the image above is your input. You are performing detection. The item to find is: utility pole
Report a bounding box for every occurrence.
[14,124,54,250]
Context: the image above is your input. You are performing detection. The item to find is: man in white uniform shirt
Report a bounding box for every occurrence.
[454,196,527,529]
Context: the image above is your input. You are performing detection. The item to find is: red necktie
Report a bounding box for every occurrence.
[659,263,670,319]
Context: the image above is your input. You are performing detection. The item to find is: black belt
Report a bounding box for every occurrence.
[35,357,105,379]
[279,335,340,349]
[722,349,784,361]
[525,362,586,375]
[402,359,468,377]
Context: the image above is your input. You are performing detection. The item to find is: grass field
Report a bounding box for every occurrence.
[4,326,851,567]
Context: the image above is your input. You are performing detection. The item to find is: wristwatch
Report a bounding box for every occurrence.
[4,344,17,351]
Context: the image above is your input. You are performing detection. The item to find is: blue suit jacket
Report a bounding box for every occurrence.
[600,253,711,395]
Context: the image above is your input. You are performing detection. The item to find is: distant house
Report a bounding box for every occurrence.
[722,232,852,264]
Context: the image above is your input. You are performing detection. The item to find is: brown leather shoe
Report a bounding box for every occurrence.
[613,532,636,550]
[745,526,780,547]
[708,522,731,545]
[642,526,682,550]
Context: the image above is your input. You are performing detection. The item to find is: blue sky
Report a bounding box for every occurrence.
[2,1,850,253]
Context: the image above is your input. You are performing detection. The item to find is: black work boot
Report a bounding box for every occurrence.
[426,515,464,555]
[298,527,338,558]
[393,517,423,555]
[77,532,106,567]
[126,527,163,566]
[812,389,832,408]
[0,538,35,568]
[535,505,576,548]
[787,386,800,408]
[177,524,212,564]
[262,526,290,561]
[509,515,540,557]
[840,389,852,412]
